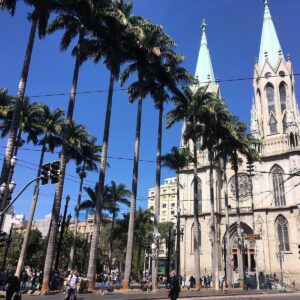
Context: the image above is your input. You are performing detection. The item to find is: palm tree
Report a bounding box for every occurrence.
[0,98,44,229]
[166,84,218,289]
[161,146,192,275]
[199,97,232,289]
[120,17,178,290]
[0,97,44,156]
[106,181,130,272]
[0,0,59,186]
[150,51,191,290]
[15,106,65,278]
[84,1,136,289]
[134,208,153,274]
[68,136,101,270]
[41,0,97,292]
[228,121,256,289]
[0,88,14,121]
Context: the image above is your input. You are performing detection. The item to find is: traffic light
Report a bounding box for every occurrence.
[50,161,60,184]
[41,163,51,185]
[298,245,300,259]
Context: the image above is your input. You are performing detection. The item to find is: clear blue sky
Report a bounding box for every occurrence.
[0,0,300,220]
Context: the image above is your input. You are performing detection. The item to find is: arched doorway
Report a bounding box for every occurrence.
[223,222,256,272]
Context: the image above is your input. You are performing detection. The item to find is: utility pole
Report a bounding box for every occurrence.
[54,195,70,270]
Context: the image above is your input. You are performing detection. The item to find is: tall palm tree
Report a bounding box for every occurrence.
[106,181,130,272]
[0,97,44,156]
[84,1,137,289]
[120,18,177,290]
[199,97,232,289]
[228,121,257,289]
[41,0,96,292]
[68,136,101,270]
[161,146,192,275]
[0,0,59,187]
[150,52,191,290]
[15,106,65,278]
[134,208,153,273]
[0,89,14,121]
[166,85,217,289]
[0,98,44,229]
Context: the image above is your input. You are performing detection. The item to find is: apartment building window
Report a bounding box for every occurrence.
[162,204,166,208]
[171,211,175,215]
[171,203,175,208]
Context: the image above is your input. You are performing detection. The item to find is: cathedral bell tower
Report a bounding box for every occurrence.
[251,0,300,154]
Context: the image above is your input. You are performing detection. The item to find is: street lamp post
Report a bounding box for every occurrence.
[276,245,284,286]
[222,238,227,281]
[54,195,70,270]
[151,232,161,291]
[0,156,17,231]
[239,228,246,290]
[1,222,14,269]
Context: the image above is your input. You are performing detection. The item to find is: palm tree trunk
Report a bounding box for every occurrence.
[223,156,233,287]
[108,204,116,273]
[192,136,201,290]
[209,151,219,290]
[87,71,115,290]
[15,139,46,278]
[176,172,181,277]
[68,162,86,271]
[233,150,244,288]
[0,18,37,186]
[41,30,83,294]
[123,97,143,289]
[152,102,163,292]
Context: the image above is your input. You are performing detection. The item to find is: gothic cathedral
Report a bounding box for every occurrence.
[179,0,300,286]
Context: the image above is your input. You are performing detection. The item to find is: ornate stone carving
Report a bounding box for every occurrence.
[229,173,251,201]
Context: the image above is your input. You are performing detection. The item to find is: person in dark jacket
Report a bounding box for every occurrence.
[5,269,20,300]
[168,271,180,300]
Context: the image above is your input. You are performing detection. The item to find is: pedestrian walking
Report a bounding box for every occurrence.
[168,271,180,300]
[5,269,20,300]
[64,269,78,300]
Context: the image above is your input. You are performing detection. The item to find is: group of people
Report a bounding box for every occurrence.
[177,273,214,289]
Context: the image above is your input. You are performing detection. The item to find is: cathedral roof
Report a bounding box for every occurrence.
[195,20,216,86]
[258,0,284,68]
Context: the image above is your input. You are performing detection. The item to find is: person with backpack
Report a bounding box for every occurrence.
[65,269,78,300]
[168,270,180,300]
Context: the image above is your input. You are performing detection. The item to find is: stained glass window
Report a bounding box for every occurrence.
[276,216,290,251]
[279,83,287,113]
[271,165,286,206]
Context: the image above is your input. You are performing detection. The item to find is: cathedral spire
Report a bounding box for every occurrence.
[195,19,216,86]
[258,0,284,68]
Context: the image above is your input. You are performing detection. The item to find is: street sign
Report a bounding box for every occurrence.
[244,234,261,240]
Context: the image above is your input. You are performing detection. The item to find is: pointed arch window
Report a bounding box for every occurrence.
[266,84,275,113]
[269,114,277,135]
[198,178,202,214]
[276,216,290,251]
[191,177,203,214]
[279,82,287,113]
[271,165,286,207]
[191,223,201,253]
[282,113,287,133]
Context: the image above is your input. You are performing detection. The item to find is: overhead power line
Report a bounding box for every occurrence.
[2,72,300,100]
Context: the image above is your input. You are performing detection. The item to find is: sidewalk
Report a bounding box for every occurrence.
[92,288,300,299]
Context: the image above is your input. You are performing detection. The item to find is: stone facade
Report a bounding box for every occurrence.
[179,1,300,287]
